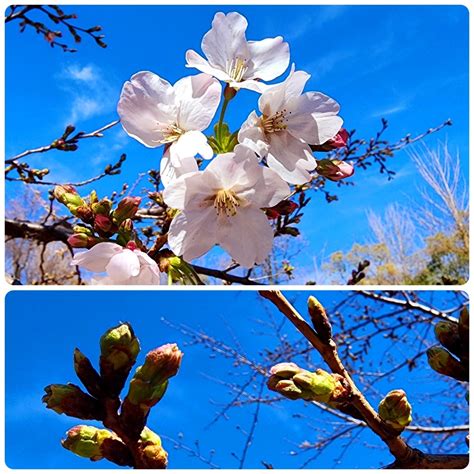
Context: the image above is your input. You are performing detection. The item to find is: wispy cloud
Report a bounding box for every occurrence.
[57,63,117,124]
[285,6,347,42]
[371,101,409,118]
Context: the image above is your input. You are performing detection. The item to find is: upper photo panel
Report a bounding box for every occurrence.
[5,5,469,285]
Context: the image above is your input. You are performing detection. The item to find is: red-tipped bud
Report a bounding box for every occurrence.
[312,128,349,151]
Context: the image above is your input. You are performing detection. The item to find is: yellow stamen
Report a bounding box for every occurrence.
[154,123,184,144]
[261,109,290,133]
[226,57,249,82]
[213,189,240,217]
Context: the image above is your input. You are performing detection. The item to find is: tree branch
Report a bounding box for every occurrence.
[259,290,468,469]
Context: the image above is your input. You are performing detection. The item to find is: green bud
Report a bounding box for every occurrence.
[92,198,112,216]
[99,323,140,396]
[158,252,202,285]
[308,296,332,342]
[427,346,468,381]
[89,190,98,204]
[53,185,83,207]
[126,344,183,406]
[378,389,412,430]
[139,427,168,469]
[120,344,183,438]
[269,378,305,400]
[42,383,103,420]
[72,225,93,236]
[293,369,336,403]
[62,425,114,461]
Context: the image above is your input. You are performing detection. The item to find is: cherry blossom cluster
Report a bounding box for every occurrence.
[69,11,353,284]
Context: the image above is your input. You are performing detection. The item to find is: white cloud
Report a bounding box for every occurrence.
[57,63,117,125]
[63,64,98,82]
[371,101,409,118]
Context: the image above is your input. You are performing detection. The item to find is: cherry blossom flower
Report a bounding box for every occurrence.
[238,66,343,184]
[118,72,221,181]
[186,12,290,92]
[163,145,290,268]
[71,242,162,285]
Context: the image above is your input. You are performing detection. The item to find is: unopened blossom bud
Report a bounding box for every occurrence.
[112,197,141,224]
[72,225,93,236]
[293,369,336,403]
[427,346,468,381]
[268,364,347,404]
[268,378,306,400]
[435,322,462,358]
[74,349,103,399]
[91,198,112,216]
[99,323,140,396]
[308,296,332,343]
[68,233,91,248]
[94,214,114,234]
[89,190,98,204]
[62,425,115,461]
[127,344,183,404]
[312,128,349,151]
[54,185,84,207]
[270,362,302,378]
[316,159,354,181]
[42,383,103,420]
[121,344,183,438]
[378,389,412,430]
[119,218,134,233]
[75,205,94,223]
[138,427,168,469]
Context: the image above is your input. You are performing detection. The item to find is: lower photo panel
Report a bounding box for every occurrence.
[5,290,469,469]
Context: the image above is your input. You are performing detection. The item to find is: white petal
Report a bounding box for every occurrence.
[105,249,141,281]
[258,66,309,116]
[71,242,123,272]
[229,79,269,93]
[204,152,253,190]
[117,71,176,148]
[174,74,222,131]
[185,50,231,82]
[201,12,249,71]
[267,132,316,185]
[163,171,218,211]
[168,209,218,262]
[247,37,290,81]
[255,167,291,207]
[160,147,199,188]
[238,111,269,157]
[287,92,343,144]
[173,131,214,161]
[217,206,274,268]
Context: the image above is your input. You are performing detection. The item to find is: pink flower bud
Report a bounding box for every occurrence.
[94,215,113,233]
[312,128,349,152]
[316,159,354,181]
[68,233,90,248]
[113,197,141,223]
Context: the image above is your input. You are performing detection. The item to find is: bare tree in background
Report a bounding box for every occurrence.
[167,290,468,469]
[323,143,469,284]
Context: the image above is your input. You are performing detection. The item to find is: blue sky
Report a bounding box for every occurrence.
[5,5,469,280]
[5,290,468,469]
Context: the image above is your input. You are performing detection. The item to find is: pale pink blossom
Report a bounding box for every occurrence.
[238,66,343,184]
[186,12,289,92]
[163,145,290,268]
[71,242,162,285]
